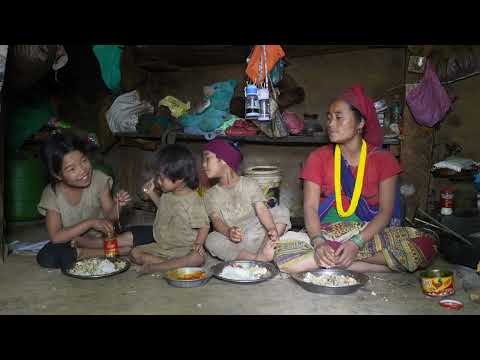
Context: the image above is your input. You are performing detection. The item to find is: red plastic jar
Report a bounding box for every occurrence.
[440,188,454,215]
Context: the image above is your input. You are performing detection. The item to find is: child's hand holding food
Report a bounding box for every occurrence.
[192,242,205,256]
[90,219,115,234]
[142,178,157,198]
[267,228,279,244]
[228,226,243,243]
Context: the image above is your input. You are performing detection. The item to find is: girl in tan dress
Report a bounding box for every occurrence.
[129,144,210,274]
[36,133,133,269]
[202,140,291,262]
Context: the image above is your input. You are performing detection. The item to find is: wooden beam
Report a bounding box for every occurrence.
[115,132,400,146]
[400,48,435,218]
[131,45,405,70]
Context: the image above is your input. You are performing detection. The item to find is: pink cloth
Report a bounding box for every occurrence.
[203,139,242,172]
[339,84,384,147]
[412,235,438,263]
[406,61,452,127]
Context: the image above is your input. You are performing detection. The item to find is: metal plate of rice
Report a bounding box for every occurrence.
[62,256,130,280]
[211,260,279,284]
[291,268,369,295]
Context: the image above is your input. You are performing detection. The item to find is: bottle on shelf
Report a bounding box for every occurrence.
[440,187,454,216]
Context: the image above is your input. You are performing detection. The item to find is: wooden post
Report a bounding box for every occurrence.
[400,48,435,218]
[1,45,9,263]
[0,92,5,263]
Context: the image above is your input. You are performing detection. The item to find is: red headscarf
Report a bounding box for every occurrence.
[339,84,384,147]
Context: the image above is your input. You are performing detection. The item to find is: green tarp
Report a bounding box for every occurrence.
[92,45,123,94]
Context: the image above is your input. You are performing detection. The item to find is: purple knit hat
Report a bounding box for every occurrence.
[203,139,242,172]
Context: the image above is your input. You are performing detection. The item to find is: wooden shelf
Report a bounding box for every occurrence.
[116,132,401,146]
[431,170,476,182]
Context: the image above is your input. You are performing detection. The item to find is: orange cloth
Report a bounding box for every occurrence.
[246,45,285,84]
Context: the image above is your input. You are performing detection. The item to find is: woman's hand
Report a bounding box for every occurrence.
[90,219,114,234]
[228,226,243,243]
[114,190,132,208]
[314,241,338,268]
[334,240,360,269]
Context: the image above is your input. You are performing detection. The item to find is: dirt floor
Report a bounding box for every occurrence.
[1,220,479,315]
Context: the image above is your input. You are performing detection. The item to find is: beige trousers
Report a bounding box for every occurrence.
[205,205,291,261]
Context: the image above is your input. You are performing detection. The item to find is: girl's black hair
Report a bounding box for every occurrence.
[349,104,366,135]
[155,144,199,190]
[41,133,88,185]
[228,141,244,162]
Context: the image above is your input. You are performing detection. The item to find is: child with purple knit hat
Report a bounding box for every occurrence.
[202,139,291,262]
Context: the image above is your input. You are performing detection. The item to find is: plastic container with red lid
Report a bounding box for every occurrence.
[440,187,454,215]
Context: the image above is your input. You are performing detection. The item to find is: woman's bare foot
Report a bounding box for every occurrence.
[347,261,391,273]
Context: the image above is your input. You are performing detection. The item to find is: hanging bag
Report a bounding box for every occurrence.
[270,84,289,138]
[406,60,452,127]
[282,111,304,135]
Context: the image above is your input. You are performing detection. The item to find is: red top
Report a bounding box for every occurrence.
[300,144,402,207]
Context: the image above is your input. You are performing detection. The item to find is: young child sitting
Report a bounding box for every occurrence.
[129,144,210,273]
[36,133,133,269]
[202,139,291,262]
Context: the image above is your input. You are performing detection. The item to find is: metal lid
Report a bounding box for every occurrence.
[420,269,454,278]
[245,84,258,96]
[439,299,464,310]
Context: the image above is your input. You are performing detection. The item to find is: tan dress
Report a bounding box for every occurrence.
[37,170,113,238]
[204,176,291,261]
[136,191,210,259]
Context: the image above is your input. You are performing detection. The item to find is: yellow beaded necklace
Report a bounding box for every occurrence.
[334,139,367,217]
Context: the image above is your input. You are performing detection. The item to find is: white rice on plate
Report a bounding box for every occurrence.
[303,272,358,287]
[219,264,268,281]
[69,258,126,276]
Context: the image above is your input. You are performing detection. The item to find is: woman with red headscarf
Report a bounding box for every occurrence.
[273,85,437,273]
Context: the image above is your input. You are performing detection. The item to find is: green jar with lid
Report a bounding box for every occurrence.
[5,151,48,221]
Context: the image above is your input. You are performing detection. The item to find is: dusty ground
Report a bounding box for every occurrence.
[1,221,479,315]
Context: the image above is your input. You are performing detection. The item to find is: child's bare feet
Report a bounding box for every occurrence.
[129,252,140,264]
[256,238,276,262]
[135,263,156,275]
